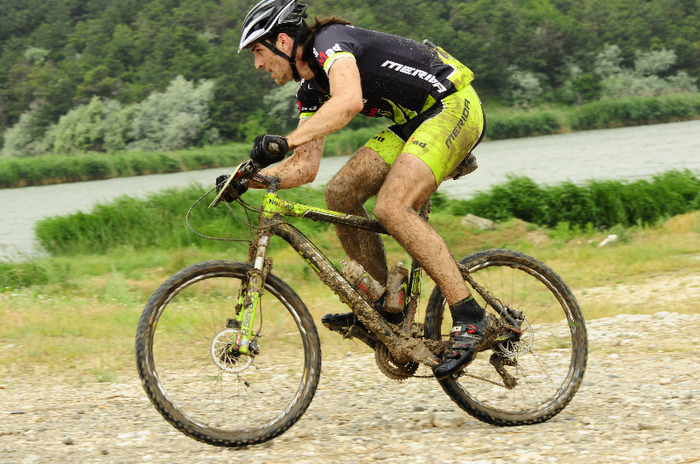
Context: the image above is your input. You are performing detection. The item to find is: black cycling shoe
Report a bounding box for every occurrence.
[321,312,359,331]
[321,306,403,332]
[433,314,491,380]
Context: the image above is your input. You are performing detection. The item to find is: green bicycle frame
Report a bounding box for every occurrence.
[233,179,437,366]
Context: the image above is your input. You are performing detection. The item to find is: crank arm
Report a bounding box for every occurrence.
[352,300,440,368]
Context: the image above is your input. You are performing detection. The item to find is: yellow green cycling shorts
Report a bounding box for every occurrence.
[364,84,485,184]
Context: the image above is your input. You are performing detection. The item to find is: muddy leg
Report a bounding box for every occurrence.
[374,153,470,305]
[325,147,391,284]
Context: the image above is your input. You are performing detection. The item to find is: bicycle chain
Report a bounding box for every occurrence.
[410,367,509,388]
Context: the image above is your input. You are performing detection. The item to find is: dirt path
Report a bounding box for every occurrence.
[2,311,699,464]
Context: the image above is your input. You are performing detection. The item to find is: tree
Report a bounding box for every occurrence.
[128,75,218,151]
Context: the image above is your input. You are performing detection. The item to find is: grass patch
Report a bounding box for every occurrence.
[2,210,699,383]
[0,144,248,188]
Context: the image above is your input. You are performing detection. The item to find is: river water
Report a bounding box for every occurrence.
[1,120,698,261]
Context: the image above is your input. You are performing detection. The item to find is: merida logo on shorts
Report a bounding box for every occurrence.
[445,99,471,149]
[381,60,447,93]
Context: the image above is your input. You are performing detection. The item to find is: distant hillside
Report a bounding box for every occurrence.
[1,0,698,144]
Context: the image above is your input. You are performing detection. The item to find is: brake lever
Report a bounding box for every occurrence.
[208,160,256,209]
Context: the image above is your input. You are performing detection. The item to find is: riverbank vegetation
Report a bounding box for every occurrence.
[31,170,700,258]
[1,93,699,188]
[0,143,248,188]
[448,170,700,230]
[1,168,696,292]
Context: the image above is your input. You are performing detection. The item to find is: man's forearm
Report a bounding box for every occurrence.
[253,137,325,189]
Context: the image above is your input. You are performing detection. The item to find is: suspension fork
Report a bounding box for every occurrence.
[232,219,274,354]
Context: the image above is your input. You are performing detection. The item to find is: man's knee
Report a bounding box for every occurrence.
[324,176,351,208]
[374,194,400,226]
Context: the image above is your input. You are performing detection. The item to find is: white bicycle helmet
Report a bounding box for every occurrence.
[239,0,308,51]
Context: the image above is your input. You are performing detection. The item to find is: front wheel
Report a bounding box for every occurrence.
[425,249,588,426]
[135,260,321,447]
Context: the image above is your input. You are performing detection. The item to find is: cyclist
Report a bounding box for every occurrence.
[221,0,488,379]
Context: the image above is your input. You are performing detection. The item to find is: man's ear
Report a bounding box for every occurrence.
[275,32,293,53]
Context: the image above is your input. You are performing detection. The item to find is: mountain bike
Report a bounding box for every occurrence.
[135,160,588,447]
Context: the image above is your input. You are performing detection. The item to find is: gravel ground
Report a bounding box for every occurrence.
[2,311,699,464]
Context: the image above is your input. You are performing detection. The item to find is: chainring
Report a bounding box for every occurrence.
[374,343,419,381]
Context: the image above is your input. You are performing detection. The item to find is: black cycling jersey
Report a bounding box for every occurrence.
[297,24,474,124]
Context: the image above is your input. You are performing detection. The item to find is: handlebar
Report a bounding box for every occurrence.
[238,159,279,187]
[209,159,281,209]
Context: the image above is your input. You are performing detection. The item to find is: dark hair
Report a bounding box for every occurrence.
[264,15,351,76]
[300,16,353,64]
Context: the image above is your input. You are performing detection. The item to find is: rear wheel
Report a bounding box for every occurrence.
[135,260,321,447]
[425,249,587,426]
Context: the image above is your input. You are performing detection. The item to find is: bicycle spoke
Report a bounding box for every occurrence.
[136,261,321,447]
[425,249,587,425]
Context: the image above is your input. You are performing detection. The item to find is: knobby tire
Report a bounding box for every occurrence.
[424,249,588,426]
[135,260,321,447]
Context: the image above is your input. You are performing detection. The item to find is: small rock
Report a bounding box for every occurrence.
[598,234,619,247]
[461,214,496,230]
[431,412,466,428]
[62,437,74,445]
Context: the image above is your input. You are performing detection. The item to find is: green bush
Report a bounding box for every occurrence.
[35,185,331,256]
[0,145,246,188]
[128,76,218,151]
[452,170,700,230]
[48,97,121,154]
[0,261,49,290]
[571,94,700,130]
[487,111,562,139]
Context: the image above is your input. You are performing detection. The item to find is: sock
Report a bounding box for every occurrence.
[449,296,485,325]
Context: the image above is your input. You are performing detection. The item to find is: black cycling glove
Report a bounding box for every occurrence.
[250,134,289,168]
[215,174,249,203]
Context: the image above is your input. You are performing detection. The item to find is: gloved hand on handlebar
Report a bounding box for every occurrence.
[250,134,289,168]
[213,134,288,204]
[215,174,249,203]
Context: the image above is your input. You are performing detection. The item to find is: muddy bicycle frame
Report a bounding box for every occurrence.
[231,173,513,368]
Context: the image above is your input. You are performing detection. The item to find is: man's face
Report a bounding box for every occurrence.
[250,37,293,86]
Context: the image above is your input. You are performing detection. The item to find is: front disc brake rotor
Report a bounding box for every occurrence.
[211,328,254,373]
